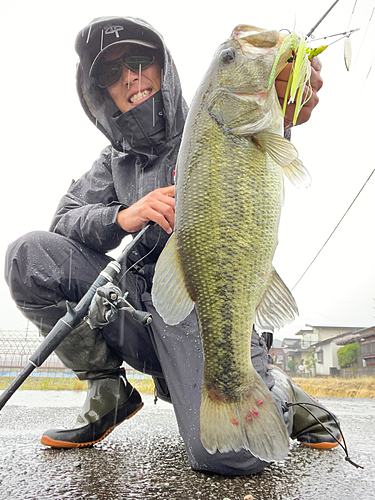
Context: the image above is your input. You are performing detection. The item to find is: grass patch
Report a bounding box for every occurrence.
[2,376,373,398]
[293,376,375,399]
[0,377,88,391]
[0,376,155,394]
[131,378,155,395]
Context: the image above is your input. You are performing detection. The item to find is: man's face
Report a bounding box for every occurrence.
[103,44,162,113]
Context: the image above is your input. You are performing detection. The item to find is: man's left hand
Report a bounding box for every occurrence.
[276,56,323,130]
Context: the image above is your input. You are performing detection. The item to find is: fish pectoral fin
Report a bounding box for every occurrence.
[256,132,311,188]
[283,158,311,188]
[151,232,195,325]
[257,131,298,167]
[255,267,298,329]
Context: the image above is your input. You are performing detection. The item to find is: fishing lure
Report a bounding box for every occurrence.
[307,45,328,58]
[267,0,360,124]
[267,32,312,126]
[268,27,357,126]
[307,28,359,70]
[267,31,297,91]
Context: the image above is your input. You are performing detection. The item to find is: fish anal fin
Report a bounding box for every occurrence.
[200,372,290,461]
[255,267,298,330]
[151,232,194,325]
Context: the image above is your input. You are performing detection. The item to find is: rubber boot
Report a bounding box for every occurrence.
[41,368,143,448]
[270,365,342,449]
[38,320,143,448]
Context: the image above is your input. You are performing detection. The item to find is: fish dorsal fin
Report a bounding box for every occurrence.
[255,267,298,330]
[151,232,195,325]
[257,132,311,188]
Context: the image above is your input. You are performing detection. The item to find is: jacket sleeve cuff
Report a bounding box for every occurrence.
[103,203,129,236]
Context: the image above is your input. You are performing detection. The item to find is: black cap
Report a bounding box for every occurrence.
[75,17,162,76]
[89,39,158,77]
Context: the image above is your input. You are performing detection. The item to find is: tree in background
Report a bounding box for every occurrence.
[287,359,297,373]
[305,348,316,376]
[337,343,360,368]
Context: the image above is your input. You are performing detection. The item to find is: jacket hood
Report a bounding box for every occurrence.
[75,16,188,152]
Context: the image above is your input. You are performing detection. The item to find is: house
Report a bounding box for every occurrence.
[271,325,374,376]
[310,326,374,376]
[313,331,358,376]
[270,337,309,374]
[295,325,358,349]
[358,326,375,367]
[269,338,284,367]
[292,325,366,376]
[282,337,306,371]
[336,325,375,368]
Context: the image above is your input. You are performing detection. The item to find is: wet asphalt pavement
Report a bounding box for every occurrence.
[0,391,374,500]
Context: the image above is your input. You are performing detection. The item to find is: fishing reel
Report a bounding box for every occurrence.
[87,283,152,329]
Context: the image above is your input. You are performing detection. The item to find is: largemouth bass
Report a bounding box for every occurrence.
[152,25,311,462]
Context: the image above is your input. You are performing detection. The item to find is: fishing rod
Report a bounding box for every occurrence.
[303,0,360,70]
[0,222,154,411]
[306,0,341,39]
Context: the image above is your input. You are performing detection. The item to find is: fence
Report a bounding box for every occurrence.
[290,366,375,378]
[0,330,150,380]
[341,366,375,378]
[4,330,374,381]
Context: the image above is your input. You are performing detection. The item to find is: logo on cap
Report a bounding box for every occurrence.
[103,24,124,38]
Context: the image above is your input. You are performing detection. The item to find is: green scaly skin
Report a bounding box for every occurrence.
[161,28,296,458]
[176,102,283,403]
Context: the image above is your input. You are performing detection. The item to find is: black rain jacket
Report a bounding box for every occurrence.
[50,17,188,265]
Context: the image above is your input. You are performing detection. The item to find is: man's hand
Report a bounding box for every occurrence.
[116,185,175,233]
[276,57,323,130]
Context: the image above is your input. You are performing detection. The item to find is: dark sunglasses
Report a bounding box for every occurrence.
[93,53,156,89]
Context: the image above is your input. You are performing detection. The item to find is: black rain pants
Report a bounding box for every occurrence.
[5,230,338,476]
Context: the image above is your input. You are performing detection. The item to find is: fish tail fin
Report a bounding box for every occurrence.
[200,373,289,462]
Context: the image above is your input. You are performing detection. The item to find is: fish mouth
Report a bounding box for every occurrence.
[234,91,269,103]
[129,89,152,104]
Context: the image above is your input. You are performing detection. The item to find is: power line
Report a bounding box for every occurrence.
[351,5,375,74]
[292,167,375,291]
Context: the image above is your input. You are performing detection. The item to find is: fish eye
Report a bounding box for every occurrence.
[220,48,236,65]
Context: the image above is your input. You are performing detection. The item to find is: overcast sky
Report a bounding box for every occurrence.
[1,0,374,338]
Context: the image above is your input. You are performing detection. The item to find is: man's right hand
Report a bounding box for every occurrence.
[276,56,323,129]
[116,185,175,234]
